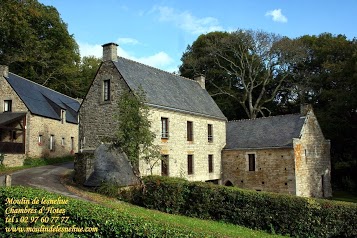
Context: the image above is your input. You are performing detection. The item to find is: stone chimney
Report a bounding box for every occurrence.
[102,42,118,62]
[300,103,312,116]
[194,74,205,89]
[0,65,9,78]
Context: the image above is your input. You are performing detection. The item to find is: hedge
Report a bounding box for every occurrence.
[0,186,215,238]
[126,176,357,238]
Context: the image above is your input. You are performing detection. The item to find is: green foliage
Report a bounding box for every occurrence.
[127,176,357,238]
[111,88,160,173]
[0,186,220,237]
[0,0,81,97]
[180,30,307,119]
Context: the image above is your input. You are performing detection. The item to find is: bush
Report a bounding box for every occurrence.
[127,176,357,238]
[0,186,213,237]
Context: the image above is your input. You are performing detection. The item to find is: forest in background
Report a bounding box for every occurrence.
[1,0,356,192]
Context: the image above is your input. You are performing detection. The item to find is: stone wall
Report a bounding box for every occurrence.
[293,110,332,197]
[26,113,79,158]
[74,151,94,185]
[140,107,226,182]
[79,61,227,182]
[79,61,128,150]
[222,148,296,195]
[1,73,79,167]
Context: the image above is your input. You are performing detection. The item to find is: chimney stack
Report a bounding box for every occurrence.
[300,104,312,116]
[102,42,118,62]
[194,74,205,89]
[0,65,9,78]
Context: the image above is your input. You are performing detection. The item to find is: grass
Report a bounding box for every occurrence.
[332,190,357,203]
[62,173,286,238]
[0,155,74,175]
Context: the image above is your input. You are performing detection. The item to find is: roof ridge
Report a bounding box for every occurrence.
[228,113,301,123]
[116,56,199,84]
[8,72,80,102]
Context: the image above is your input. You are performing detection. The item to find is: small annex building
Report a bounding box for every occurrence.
[222,105,332,198]
[79,43,226,183]
[0,65,80,167]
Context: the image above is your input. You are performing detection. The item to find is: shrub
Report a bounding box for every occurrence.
[126,176,357,238]
[0,186,213,237]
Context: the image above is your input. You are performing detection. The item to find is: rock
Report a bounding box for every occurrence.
[84,144,139,187]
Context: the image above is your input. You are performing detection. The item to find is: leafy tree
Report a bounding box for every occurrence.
[111,88,160,176]
[287,33,357,190]
[0,0,80,97]
[180,30,307,119]
[74,56,101,98]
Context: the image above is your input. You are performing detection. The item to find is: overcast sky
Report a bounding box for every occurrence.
[39,0,357,72]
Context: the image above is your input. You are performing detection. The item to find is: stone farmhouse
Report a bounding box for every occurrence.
[222,105,332,198]
[0,65,80,167]
[79,43,226,183]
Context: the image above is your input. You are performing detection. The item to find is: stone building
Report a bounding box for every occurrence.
[79,43,226,183]
[222,106,332,198]
[0,65,80,167]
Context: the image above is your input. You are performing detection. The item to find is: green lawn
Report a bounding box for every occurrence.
[332,190,357,203]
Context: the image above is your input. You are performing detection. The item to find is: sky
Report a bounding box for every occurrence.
[39,0,357,73]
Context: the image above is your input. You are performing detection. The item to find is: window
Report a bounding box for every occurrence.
[187,155,193,175]
[248,154,256,171]
[38,135,43,145]
[103,80,110,101]
[10,131,16,142]
[161,117,169,138]
[4,100,12,112]
[61,110,65,124]
[208,154,213,173]
[208,124,213,142]
[71,137,74,151]
[187,121,193,141]
[161,155,169,176]
[50,135,55,151]
[61,137,65,146]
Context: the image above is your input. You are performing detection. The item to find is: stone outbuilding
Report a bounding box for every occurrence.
[0,65,80,166]
[222,105,332,198]
[79,43,226,183]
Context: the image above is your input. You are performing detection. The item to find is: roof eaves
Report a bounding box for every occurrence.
[224,145,294,150]
[146,103,227,121]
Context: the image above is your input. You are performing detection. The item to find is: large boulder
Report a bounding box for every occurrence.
[84,144,140,187]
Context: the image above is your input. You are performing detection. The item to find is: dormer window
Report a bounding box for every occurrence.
[4,100,12,112]
[103,79,110,101]
[61,110,65,124]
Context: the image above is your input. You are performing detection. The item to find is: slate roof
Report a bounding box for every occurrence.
[4,73,80,124]
[0,112,26,127]
[226,114,306,149]
[113,57,226,120]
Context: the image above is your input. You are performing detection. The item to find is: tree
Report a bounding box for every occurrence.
[74,56,101,98]
[110,88,160,176]
[287,33,357,190]
[180,30,307,119]
[0,0,80,97]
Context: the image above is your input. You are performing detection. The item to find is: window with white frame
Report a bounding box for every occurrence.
[4,100,12,112]
[161,117,169,138]
[50,135,55,151]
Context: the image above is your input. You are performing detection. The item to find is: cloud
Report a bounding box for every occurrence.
[78,42,174,71]
[265,9,288,23]
[117,37,140,45]
[153,6,223,34]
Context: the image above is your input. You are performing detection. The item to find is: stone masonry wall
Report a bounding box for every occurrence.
[222,148,296,195]
[26,114,79,159]
[79,61,227,182]
[0,75,79,167]
[294,110,332,198]
[79,61,128,150]
[140,107,226,182]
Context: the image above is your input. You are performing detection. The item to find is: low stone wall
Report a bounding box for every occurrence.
[74,151,95,185]
[1,154,25,167]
